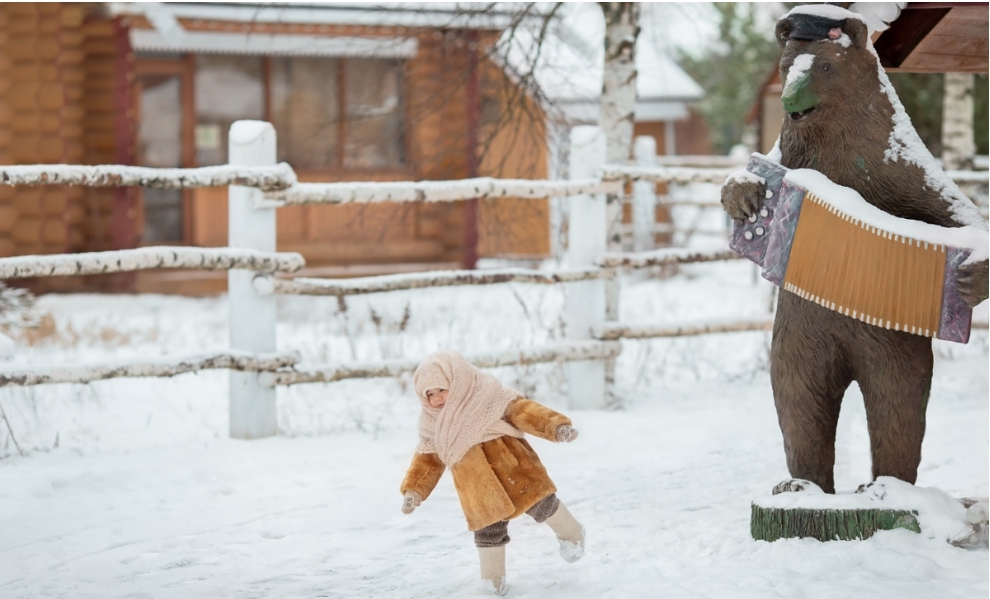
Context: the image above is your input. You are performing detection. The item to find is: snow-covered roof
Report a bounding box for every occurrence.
[498,3,703,124]
[109,2,540,30]
[130,29,419,58]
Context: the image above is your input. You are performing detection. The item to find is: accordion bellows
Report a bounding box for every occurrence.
[731,154,989,344]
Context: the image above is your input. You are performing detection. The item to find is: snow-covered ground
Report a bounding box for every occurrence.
[0,259,986,598]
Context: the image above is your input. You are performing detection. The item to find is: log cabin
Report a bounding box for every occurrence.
[0,2,704,294]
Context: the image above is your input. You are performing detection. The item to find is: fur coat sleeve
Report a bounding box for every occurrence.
[504,398,572,442]
[400,452,445,499]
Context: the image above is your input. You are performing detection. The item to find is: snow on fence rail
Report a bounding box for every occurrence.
[607,164,987,189]
[602,165,737,185]
[600,247,742,269]
[0,351,300,388]
[262,177,622,206]
[256,267,609,297]
[594,319,775,340]
[261,341,622,386]
[0,163,295,191]
[0,247,305,279]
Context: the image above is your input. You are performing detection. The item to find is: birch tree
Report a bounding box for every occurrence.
[597,3,639,407]
[599,2,641,255]
[942,72,975,171]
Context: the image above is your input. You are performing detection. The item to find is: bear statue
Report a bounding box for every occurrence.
[720,6,989,494]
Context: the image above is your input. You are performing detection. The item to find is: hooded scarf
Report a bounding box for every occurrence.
[412,350,524,466]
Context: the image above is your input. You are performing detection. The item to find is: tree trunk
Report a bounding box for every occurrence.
[942,72,975,171]
[598,2,639,408]
[599,2,640,254]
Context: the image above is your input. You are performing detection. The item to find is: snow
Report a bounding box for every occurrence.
[848,2,906,34]
[726,169,766,187]
[228,119,272,146]
[786,168,990,262]
[783,54,815,93]
[784,4,868,25]
[0,261,986,597]
[0,332,13,359]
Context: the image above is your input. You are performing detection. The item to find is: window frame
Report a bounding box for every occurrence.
[134,55,196,246]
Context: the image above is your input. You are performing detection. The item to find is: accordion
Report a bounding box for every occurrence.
[730,154,988,344]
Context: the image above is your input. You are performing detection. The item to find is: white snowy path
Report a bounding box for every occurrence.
[0,261,986,598]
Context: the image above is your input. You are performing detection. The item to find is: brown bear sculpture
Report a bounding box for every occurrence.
[721,7,989,494]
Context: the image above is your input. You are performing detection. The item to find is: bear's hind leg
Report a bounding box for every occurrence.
[855,335,933,485]
[771,302,853,494]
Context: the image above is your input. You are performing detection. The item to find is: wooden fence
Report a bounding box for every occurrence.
[1,120,986,438]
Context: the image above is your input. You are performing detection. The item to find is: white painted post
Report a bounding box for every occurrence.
[228,120,278,439]
[564,126,608,410]
[633,135,657,252]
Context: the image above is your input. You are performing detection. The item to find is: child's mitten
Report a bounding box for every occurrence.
[402,491,423,514]
[555,424,579,443]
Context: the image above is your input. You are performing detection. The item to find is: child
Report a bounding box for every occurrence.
[400,350,585,596]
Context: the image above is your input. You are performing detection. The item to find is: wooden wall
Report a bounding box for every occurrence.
[0,3,129,292]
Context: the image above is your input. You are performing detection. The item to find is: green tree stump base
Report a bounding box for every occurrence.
[751,504,921,542]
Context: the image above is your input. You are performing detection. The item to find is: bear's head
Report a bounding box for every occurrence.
[774,10,885,134]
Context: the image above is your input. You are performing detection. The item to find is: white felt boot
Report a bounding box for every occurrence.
[478,546,508,596]
[545,502,585,562]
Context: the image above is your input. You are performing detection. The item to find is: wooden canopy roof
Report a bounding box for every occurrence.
[874,3,988,73]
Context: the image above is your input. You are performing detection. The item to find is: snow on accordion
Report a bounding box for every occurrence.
[730,154,988,344]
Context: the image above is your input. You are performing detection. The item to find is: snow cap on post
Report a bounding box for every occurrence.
[229,120,277,167]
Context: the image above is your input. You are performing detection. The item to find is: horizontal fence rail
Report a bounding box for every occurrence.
[0,351,301,388]
[0,247,305,279]
[945,170,990,183]
[257,267,608,296]
[594,319,775,340]
[263,177,622,206]
[600,247,742,269]
[607,165,989,187]
[603,165,737,185]
[0,163,295,191]
[262,341,622,386]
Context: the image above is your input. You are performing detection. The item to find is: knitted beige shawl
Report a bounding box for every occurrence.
[412,350,523,466]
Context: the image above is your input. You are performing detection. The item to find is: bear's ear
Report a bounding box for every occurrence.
[843,18,869,49]
[775,19,792,49]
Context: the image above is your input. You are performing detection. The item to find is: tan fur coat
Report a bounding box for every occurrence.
[400,398,571,531]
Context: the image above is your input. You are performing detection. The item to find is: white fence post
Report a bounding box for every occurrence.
[228,120,278,439]
[564,126,608,410]
[633,135,657,252]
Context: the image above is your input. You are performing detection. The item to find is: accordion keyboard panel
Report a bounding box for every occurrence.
[782,192,947,337]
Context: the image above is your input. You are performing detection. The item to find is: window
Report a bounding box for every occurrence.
[190,55,406,171]
[135,52,408,243]
[194,55,265,166]
[270,57,340,169]
[137,73,185,242]
[270,57,406,170]
[344,59,405,169]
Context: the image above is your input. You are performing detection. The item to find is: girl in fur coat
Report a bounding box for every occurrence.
[400,350,585,596]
